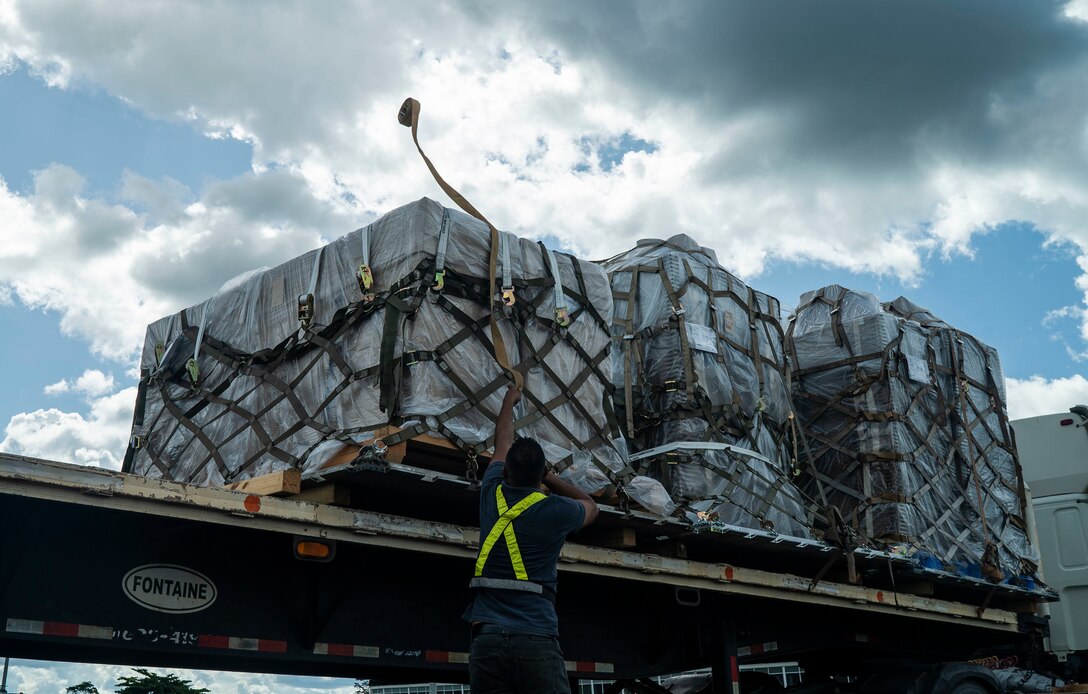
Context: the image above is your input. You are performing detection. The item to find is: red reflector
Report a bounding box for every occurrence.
[1060,418,1074,426]
[43,622,79,637]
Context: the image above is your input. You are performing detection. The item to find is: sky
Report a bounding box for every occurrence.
[2,0,1088,690]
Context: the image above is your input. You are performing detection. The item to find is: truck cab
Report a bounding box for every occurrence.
[1013,406,1088,676]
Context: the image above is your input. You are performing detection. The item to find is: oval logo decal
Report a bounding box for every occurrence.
[123,565,217,614]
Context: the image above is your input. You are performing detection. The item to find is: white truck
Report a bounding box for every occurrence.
[1012,405,1088,682]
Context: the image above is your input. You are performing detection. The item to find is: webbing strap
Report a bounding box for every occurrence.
[435,209,451,279]
[501,231,512,289]
[357,224,376,299]
[475,487,547,580]
[194,301,212,364]
[308,246,324,297]
[542,243,570,326]
[187,297,215,385]
[360,224,371,267]
[398,97,523,389]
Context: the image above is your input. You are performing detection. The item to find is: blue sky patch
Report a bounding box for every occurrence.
[0,65,252,198]
[577,132,659,172]
[754,222,1082,381]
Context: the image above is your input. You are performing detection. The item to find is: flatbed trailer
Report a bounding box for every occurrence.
[0,453,1053,692]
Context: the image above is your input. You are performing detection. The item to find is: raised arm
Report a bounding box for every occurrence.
[492,385,521,462]
[543,470,599,528]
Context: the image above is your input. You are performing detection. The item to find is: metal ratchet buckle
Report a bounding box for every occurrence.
[555,307,570,328]
[298,293,315,328]
[357,264,375,302]
[432,270,446,292]
[185,358,200,387]
[501,286,516,307]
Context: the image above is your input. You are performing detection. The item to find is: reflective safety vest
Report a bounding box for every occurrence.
[469,485,550,597]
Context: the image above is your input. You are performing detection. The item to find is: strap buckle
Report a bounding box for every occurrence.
[357,264,375,302]
[185,358,200,387]
[154,342,165,366]
[433,270,446,292]
[298,293,315,328]
[130,435,143,450]
[501,286,516,307]
[555,307,570,328]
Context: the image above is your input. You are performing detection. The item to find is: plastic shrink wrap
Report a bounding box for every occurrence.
[787,285,1038,580]
[602,235,811,536]
[125,198,672,514]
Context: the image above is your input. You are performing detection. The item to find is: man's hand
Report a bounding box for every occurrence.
[492,384,521,462]
[502,385,522,408]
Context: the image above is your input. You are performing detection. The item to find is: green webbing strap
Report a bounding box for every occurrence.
[379,292,417,414]
[656,259,696,403]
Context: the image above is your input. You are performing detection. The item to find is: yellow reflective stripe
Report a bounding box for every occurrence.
[504,523,528,580]
[474,487,547,578]
[493,487,527,579]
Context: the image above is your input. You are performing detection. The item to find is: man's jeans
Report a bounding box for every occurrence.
[469,629,570,694]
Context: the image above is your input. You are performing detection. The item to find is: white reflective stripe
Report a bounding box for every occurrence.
[229,636,260,651]
[500,231,512,288]
[307,246,324,297]
[435,210,451,272]
[469,576,544,594]
[6,618,43,634]
[78,624,114,640]
[628,441,777,467]
[359,224,371,267]
[543,244,567,314]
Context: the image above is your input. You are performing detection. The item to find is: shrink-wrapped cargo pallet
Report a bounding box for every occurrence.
[602,235,812,536]
[787,285,1038,580]
[124,198,671,514]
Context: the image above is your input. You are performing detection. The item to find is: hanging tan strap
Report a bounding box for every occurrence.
[398,97,523,389]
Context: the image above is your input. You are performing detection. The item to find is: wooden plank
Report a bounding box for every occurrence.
[322,444,362,470]
[318,426,494,471]
[291,483,350,506]
[224,469,301,496]
[594,527,637,549]
[897,580,935,597]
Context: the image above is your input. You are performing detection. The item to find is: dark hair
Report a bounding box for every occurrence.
[505,436,546,487]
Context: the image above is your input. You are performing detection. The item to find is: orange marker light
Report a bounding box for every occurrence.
[293,537,336,562]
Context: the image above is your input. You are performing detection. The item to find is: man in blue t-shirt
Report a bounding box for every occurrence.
[464,385,599,694]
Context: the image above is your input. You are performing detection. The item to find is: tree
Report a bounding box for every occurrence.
[113,668,210,694]
[353,680,371,693]
[66,683,101,694]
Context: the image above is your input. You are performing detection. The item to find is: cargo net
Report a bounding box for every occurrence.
[602,235,814,537]
[125,198,672,515]
[787,285,1039,581]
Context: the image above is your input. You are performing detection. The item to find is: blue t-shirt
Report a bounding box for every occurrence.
[462,461,585,636]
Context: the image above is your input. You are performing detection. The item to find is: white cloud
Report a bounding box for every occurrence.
[0,386,136,468]
[1,2,1088,433]
[43,377,70,394]
[3,659,357,694]
[1066,0,1088,22]
[43,370,116,398]
[1006,375,1088,421]
[0,165,343,361]
[0,2,1085,346]
[74,368,115,397]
